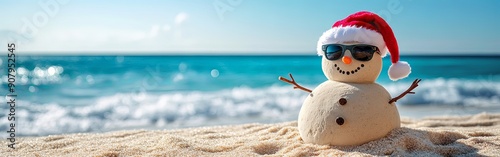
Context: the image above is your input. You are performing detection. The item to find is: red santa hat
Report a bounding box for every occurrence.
[317,11,411,81]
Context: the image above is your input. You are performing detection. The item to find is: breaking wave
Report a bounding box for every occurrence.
[1,78,498,137]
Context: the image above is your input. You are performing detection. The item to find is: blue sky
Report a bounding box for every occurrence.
[1,0,499,55]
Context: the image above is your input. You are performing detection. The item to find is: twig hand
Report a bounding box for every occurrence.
[278,73,312,93]
[389,79,421,104]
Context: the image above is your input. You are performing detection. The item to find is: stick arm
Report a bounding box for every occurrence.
[278,73,312,93]
[389,79,421,104]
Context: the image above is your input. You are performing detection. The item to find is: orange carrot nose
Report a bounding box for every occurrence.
[342,56,352,64]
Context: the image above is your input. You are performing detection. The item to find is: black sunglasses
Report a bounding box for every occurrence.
[322,44,380,61]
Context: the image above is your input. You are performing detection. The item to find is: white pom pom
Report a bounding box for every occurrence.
[388,61,411,81]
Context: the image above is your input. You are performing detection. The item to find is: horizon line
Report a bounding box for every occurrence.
[6,50,500,56]
[6,52,500,57]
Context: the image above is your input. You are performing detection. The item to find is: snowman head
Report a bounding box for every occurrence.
[321,42,383,83]
[317,11,411,83]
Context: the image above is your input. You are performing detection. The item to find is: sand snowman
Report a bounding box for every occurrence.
[280,11,420,146]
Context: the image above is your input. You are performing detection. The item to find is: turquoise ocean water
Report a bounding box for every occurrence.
[1,55,499,137]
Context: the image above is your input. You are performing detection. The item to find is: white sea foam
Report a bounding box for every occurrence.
[0,78,499,137]
[387,78,500,106]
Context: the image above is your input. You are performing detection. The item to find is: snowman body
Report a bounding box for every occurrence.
[298,80,400,146]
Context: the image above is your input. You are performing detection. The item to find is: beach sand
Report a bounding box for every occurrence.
[2,113,500,156]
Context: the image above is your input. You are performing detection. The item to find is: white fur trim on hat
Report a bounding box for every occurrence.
[317,26,388,57]
[388,61,411,81]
